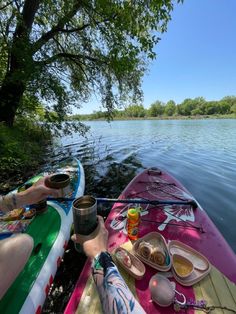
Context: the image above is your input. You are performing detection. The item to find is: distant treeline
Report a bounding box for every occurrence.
[71,96,236,120]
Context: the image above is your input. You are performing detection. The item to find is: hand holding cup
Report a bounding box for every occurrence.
[71,216,108,258]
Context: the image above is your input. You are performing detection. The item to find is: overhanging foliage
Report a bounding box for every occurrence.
[0,0,182,132]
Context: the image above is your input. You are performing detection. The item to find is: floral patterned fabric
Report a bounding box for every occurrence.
[92,260,146,314]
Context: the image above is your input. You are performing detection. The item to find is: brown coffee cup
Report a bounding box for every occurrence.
[45,173,70,197]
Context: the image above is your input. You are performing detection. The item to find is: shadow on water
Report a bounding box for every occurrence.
[46,136,144,199]
[86,159,143,217]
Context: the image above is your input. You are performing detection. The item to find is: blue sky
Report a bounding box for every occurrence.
[79,0,236,114]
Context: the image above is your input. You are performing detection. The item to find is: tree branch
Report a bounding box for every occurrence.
[58,16,115,34]
[31,1,82,54]
[35,52,102,66]
[0,20,7,42]
[5,8,15,38]
[0,1,14,11]
[12,0,40,43]
[56,23,91,33]
[14,0,22,12]
[32,3,117,55]
[49,38,90,82]
[21,0,41,30]
[53,36,65,52]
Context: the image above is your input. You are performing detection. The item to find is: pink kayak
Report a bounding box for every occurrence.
[65,167,236,313]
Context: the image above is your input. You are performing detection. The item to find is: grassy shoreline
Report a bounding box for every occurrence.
[77,113,236,121]
[0,119,52,193]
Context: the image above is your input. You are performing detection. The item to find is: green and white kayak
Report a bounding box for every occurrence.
[0,158,85,314]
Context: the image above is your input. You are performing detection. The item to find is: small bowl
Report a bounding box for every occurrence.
[114,247,146,280]
[46,173,70,189]
[172,254,194,279]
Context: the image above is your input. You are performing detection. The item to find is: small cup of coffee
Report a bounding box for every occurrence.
[45,173,70,197]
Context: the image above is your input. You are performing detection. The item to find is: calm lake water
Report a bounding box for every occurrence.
[53,119,236,253]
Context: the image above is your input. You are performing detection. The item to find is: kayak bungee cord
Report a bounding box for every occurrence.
[137,180,176,186]
[113,215,203,233]
[127,184,188,202]
[96,198,198,208]
[141,218,204,233]
[135,197,203,232]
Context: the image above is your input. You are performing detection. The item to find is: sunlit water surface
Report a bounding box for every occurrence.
[50,119,236,253]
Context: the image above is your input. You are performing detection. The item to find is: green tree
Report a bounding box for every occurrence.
[220,96,236,114]
[204,101,218,115]
[149,100,165,116]
[177,97,205,116]
[0,0,181,130]
[189,97,206,115]
[217,100,231,114]
[164,100,176,116]
[191,107,204,115]
[16,94,45,120]
[230,103,236,114]
[221,96,236,107]
[125,104,146,117]
[177,98,194,116]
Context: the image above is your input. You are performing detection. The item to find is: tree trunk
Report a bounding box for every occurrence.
[0,0,40,126]
[0,71,26,126]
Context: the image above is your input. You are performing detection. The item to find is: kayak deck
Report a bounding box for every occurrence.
[0,158,85,314]
[0,205,60,313]
[65,167,236,314]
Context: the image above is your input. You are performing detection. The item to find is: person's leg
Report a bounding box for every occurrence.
[0,234,34,299]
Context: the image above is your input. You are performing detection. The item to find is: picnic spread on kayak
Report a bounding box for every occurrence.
[0,162,236,313]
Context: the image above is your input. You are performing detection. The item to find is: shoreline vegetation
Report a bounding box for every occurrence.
[70,96,236,121]
[0,119,51,193]
[74,113,236,121]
